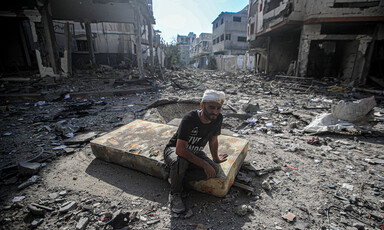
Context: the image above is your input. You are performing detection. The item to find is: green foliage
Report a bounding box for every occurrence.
[164,43,181,69]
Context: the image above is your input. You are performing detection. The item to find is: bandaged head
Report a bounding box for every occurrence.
[201,89,225,104]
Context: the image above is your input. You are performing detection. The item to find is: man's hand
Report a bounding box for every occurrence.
[214,153,228,163]
[203,163,216,179]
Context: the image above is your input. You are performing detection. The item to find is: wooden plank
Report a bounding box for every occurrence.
[233,181,255,193]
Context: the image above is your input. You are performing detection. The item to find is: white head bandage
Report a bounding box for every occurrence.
[201,89,225,104]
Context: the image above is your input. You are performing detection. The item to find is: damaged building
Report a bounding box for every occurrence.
[190,33,213,69]
[248,0,384,86]
[176,32,196,67]
[212,5,252,72]
[0,0,158,79]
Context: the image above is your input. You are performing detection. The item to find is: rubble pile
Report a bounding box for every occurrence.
[0,68,383,229]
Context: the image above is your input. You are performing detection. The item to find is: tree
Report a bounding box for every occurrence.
[164,42,181,69]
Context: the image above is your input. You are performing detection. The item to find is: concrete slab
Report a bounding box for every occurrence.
[64,132,98,145]
[90,119,249,197]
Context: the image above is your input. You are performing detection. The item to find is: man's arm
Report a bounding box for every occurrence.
[209,136,228,163]
[176,139,216,178]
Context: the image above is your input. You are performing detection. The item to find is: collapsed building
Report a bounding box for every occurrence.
[248,0,384,87]
[0,0,160,79]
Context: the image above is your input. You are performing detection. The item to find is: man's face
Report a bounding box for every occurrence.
[201,102,222,121]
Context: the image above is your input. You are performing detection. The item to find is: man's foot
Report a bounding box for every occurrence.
[169,193,185,213]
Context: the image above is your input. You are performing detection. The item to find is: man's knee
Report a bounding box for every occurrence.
[176,156,189,171]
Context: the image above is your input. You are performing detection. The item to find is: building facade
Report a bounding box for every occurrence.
[177,32,196,66]
[212,6,248,55]
[248,0,384,86]
[0,0,157,78]
[190,33,213,68]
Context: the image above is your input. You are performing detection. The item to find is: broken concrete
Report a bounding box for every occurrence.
[18,162,41,177]
[0,68,383,230]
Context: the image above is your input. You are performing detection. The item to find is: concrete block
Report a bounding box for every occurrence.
[63,131,98,145]
[90,119,249,197]
[59,201,77,213]
[18,162,41,176]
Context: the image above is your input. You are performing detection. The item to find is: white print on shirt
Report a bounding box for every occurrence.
[187,144,204,153]
[191,127,198,136]
[189,136,202,145]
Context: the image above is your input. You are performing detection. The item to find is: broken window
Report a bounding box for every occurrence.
[221,18,224,25]
[215,22,218,28]
[250,23,255,35]
[264,0,281,13]
[233,16,241,22]
[225,34,231,40]
[220,34,224,41]
[237,36,246,42]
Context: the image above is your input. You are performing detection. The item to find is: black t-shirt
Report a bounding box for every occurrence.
[166,110,223,154]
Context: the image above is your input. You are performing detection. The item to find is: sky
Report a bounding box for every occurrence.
[152,0,249,44]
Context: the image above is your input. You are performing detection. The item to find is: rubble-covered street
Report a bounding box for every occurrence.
[1,68,383,229]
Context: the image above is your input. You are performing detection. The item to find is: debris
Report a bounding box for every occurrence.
[54,120,80,138]
[328,86,350,93]
[31,218,43,227]
[242,102,259,114]
[184,209,194,219]
[34,101,46,106]
[105,209,131,229]
[63,131,98,145]
[12,196,26,202]
[304,97,376,134]
[59,201,77,213]
[272,178,280,184]
[294,219,310,230]
[18,162,41,176]
[27,204,45,216]
[18,175,38,190]
[147,219,160,225]
[307,137,320,145]
[255,166,282,176]
[235,171,252,184]
[343,204,354,212]
[331,96,376,123]
[282,212,296,222]
[30,203,54,211]
[76,217,89,230]
[63,148,75,154]
[352,223,365,230]
[364,158,384,165]
[328,185,336,189]
[52,145,68,150]
[235,204,252,216]
[233,181,255,193]
[195,223,210,230]
[379,200,384,210]
[262,181,271,191]
[342,183,354,191]
[285,163,298,170]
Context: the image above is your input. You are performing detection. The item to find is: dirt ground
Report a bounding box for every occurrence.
[0,68,383,230]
